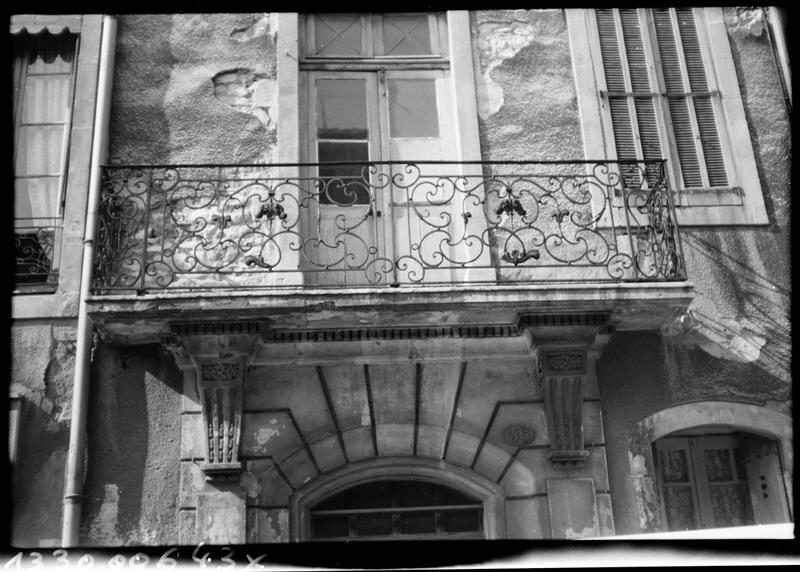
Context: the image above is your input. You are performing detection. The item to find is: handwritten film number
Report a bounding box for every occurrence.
[3,547,268,569]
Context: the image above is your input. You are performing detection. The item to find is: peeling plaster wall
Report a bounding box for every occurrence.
[597,330,791,534]
[663,7,791,379]
[10,321,77,547]
[472,10,583,161]
[466,7,791,536]
[109,14,278,164]
[79,344,183,545]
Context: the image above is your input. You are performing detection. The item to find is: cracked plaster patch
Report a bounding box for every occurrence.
[475,11,566,119]
[86,483,122,545]
[240,470,261,499]
[255,425,280,446]
[212,69,277,132]
[628,451,647,478]
[663,310,767,363]
[564,524,598,539]
[230,14,277,42]
[725,8,766,38]
[475,19,537,118]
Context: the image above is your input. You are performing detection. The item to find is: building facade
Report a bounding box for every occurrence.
[10,9,791,547]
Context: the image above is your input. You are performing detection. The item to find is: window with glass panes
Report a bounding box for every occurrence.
[12,30,78,284]
[309,480,484,540]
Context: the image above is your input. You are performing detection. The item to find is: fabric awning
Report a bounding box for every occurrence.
[10,15,83,34]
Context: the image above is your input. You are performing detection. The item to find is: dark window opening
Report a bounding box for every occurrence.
[309,480,484,540]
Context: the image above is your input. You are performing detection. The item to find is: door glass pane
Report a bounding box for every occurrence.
[663,486,697,530]
[311,515,349,538]
[388,79,439,138]
[393,481,439,507]
[355,513,392,536]
[314,15,364,56]
[316,79,368,139]
[441,509,481,533]
[658,448,690,483]
[709,483,754,527]
[382,15,432,56]
[703,448,734,482]
[317,142,370,205]
[399,510,436,534]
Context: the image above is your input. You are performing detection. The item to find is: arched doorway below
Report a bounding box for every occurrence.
[291,458,506,541]
[653,426,791,531]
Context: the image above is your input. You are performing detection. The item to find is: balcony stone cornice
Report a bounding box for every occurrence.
[87,281,694,344]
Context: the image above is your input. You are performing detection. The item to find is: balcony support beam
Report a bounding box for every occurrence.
[522,313,616,468]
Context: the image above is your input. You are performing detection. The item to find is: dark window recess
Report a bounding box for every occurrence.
[317,142,371,205]
[14,230,57,284]
[309,480,483,540]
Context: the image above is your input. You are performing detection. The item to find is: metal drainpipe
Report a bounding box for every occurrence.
[62,14,117,548]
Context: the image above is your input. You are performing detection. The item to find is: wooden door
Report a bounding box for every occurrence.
[379,69,460,284]
[306,72,385,286]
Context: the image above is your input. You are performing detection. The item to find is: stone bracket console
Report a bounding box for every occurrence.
[197,360,244,480]
[520,312,616,468]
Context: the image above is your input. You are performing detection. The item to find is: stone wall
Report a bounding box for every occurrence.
[178,357,612,542]
[472,9,583,161]
[79,344,183,545]
[10,321,77,547]
[109,14,278,165]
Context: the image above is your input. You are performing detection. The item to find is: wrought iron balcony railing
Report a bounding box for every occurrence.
[14,218,61,287]
[92,160,686,294]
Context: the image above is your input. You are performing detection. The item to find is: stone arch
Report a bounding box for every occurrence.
[290,457,506,541]
[627,400,792,532]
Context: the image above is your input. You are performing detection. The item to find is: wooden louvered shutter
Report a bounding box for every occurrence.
[596,8,729,190]
[596,9,662,188]
[652,8,728,188]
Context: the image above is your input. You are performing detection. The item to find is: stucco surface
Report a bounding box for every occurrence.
[664,7,790,375]
[80,344,182,545]
[109,14,277,164]
[600,330,791,534]
[10,321,76,546]
[472,10,583,162]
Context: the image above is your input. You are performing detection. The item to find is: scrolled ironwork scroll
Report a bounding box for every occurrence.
[92,160,685,294]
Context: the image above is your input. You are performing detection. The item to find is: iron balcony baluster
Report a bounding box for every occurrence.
[91,160,686,294]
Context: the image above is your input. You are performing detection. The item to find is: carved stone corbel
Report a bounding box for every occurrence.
[540,351,589,467]
[196,359,244,481]
[520,312,616,468]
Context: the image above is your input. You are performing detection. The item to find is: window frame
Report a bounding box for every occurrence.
[291,458,506,541]
[308,480,484,540]
[567,7,769,226]
[12,29,80,290]
[303,13,448,63]
[654,432,767,531]
[11,15,104,317]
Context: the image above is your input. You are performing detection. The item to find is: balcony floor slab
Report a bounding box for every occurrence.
[87,282,694,344]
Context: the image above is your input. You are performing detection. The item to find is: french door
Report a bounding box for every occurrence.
[304,68,456,286]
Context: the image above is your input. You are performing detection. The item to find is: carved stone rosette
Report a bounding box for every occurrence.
[197,360,244,479]
[541,352,589,467]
